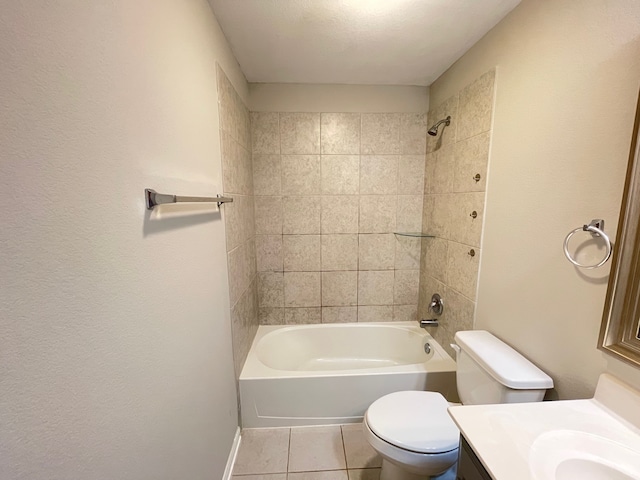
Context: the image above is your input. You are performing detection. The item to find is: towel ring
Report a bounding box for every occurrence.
[563,219,613,269]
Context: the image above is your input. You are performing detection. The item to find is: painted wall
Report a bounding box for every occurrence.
[0,1,247,479]
[429,0,640,398]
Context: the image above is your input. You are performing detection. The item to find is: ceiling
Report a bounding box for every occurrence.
[208,0,521,86]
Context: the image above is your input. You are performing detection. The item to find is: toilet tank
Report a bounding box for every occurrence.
[454,331,553,405]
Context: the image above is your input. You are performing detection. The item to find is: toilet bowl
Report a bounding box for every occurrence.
[363,391,459,480]
[364,330,554,480]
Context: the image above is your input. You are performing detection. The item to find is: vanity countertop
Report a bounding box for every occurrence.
[448,374,640,480]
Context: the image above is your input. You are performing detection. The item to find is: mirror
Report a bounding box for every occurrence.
[599,91,640,366]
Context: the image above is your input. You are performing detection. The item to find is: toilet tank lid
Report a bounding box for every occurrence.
[454,330,554,390]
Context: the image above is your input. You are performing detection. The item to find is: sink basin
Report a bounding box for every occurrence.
[529,430,640,480]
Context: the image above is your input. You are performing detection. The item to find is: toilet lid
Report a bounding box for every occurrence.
[365,391,460,454]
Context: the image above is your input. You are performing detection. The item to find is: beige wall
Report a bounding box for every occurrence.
[0,1,247,478]
[419,70,495,358]
[430,0,640,398]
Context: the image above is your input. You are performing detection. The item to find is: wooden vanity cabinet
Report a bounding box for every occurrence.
[456,436,492,480]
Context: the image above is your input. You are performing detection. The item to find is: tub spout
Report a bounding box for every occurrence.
[419,319,439,328]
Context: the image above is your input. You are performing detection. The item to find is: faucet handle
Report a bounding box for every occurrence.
[428,293,444,316]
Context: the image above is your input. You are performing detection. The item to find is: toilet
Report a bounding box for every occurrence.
[363,330,554,480]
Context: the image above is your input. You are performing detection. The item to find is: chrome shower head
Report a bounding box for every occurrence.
[427,116,451,136]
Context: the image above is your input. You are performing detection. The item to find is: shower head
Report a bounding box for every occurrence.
[427,116,451,136]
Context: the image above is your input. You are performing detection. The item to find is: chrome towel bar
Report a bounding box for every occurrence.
[145,188,233,210]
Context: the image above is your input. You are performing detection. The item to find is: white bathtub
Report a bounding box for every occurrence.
[239,322,457,428]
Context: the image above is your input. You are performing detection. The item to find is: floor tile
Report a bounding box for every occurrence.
[289,426,347,472]
[232,475,287,480]
[341,424,382,469]
[289,471,349,480]
[233,428,290,475]
[347,469,381,480]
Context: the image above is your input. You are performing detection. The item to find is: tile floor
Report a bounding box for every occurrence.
[232,424,382,480]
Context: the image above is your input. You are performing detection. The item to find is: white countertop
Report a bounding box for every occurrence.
[448,374,640,480]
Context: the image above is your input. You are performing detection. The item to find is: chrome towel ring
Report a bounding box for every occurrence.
[563,219,613,269]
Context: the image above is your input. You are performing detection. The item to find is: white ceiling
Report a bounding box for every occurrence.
[208,0,522,86]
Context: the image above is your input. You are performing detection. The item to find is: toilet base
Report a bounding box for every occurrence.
[380,459,456,480]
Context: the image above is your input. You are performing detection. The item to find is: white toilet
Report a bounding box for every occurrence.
[363,330,554,480]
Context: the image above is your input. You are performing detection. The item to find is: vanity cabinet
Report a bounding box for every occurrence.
[456,436,492,480]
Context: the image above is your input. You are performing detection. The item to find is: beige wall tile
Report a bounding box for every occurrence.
[422,237,448,283]
[358,234,395,270]
[457,69,495,140]
[285,307,322,324]
[259,307,284,325]
[224,193,255,253]
[322,306,358,323]
[251,112,280,155]
[359,196,396,233]
[321,234,358,270]
[284,271,321,307]
[400,113,428,154]
[398,155,426,195]
[358,306,394,322]
[342,424,382,469]
[446,242,480,300]
[393,305,418,322]
[421,194,435,236]
[444,285,476,333]
[221,131,253,195]
[256,235,283,272]
[230,279,258,377]
[429,144,455,194]
[322,271,358,306]
[283,234,321,271]
[321,196,359,234]
[358,270,394,305]
[289,426,346,472]
[448,192,485,246]
[280,113,320,154]
[233,427,290,475]
[396,195,423,232]
[427,94,458,153]
[394,269,420,305]
[418,275,447,320]
[282,155,321,195]
[321,155,360,195]
[453,132,490,193]
[321,113,360,154]
[361,113,401,154]
[255,196,282,235]
[359,155,398,194]
[395,236,421,270]
[424,152,435,193]
[258,272,284,307]
[253,154,281,196]
[283,196,321,234]
[430,194,452,239]
[228,242,253,307]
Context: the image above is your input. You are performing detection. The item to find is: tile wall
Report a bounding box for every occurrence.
[252,111,428,324]
[217,66,258,376]
[418,69,495,357]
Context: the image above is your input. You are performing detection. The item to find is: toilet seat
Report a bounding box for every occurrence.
[365,391,460,454]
